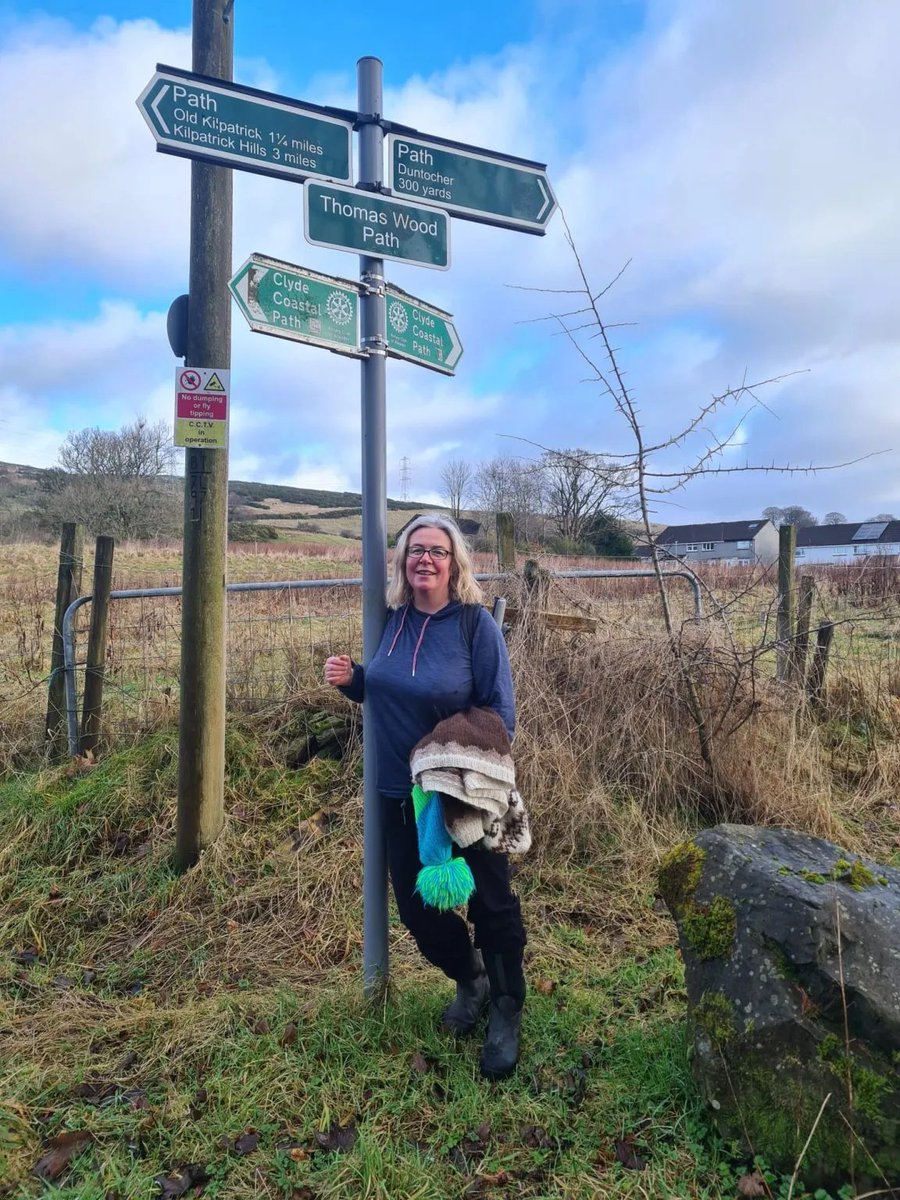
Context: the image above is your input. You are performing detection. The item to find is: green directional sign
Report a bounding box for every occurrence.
[229,254,363,357]
[137,66,353,183]
[387,134,556,233]
[304,181,450,270]
[385,286,463,375]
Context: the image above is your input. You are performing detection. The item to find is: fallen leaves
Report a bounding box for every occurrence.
[154,1163,211,1197]
[227,1129,261,1156]
[280,1021,299,1047]
[737,1169,768,1197]
[32,1129,94,1181]
[409,1050,432,1074]
[277,809,338,856]
[314,1120,357,1153]
[613,1134,647,1171]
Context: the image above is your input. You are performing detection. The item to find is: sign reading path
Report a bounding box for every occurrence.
[385,286,462,375]
[138,66,353,183]
[174,366,229,449]
[304,181,450,270]
[387,133,556,233]
[229,254,363,357]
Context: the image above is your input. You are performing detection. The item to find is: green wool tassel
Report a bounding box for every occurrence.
[416,857,476,910]
[411,783,476,910]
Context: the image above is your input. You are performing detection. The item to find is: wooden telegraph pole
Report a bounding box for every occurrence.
[176,0,234,870]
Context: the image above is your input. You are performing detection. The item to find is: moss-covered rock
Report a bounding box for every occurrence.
[658,840,705,914]
[693,990,736,1045]
[682,895,736,960]
[659,824,900,1191]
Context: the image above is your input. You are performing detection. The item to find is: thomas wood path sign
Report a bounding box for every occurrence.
[138,65,353,183]
[304,181,450,269]
[387,133,556,233]
[385,285,462,374]
[229,254,363,357]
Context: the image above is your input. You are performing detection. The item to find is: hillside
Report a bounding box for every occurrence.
[0,460,440,543]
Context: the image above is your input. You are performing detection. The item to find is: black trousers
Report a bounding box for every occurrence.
[382,791,526,983]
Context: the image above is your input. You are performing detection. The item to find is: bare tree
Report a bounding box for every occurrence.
[516,215,873,805]
[439,458,473,522]
[780,505,818,528]
[542,448,629,546]
[762,505,817,528]
[823,511,847,525]
[474,454,544,542]
[43,418,181,540]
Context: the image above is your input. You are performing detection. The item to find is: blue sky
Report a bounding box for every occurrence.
[1,0,898,522]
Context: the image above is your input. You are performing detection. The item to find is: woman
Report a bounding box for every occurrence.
[324,513,526,1078]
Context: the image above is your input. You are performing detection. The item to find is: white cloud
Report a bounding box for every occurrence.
[1,1,899,521]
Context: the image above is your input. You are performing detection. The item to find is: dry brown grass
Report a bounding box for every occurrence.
[2,542,899,866]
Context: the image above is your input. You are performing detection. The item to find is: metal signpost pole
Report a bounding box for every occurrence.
[176,0,233,870]
[357,56,389,995]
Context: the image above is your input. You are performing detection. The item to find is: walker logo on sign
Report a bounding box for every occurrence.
[175,366,230,449]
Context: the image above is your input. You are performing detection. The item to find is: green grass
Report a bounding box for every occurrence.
[0,729,861,1199]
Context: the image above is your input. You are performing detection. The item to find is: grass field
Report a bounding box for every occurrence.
[1,541,899,1197]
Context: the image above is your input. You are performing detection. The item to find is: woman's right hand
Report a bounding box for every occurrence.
[324,654,354,688]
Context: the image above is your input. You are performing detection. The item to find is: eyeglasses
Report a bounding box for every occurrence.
[408,544,452,561]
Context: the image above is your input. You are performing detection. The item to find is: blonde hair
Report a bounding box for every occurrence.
[386,513,483,608]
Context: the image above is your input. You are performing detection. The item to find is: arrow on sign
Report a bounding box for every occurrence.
[384,285,463,375]
[229,254,364,358]
[387,132,557,233]
[137,65,354,184]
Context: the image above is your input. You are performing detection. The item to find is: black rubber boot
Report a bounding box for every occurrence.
[440,950,489,1036]
[479,950,525,1079]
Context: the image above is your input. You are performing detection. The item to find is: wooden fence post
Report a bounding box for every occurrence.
[806,621,835,707]
[776,524,796,682]
[80,536,115,756]
[496,511,516,572]
[46,522,83,759]
[791,574,816,685]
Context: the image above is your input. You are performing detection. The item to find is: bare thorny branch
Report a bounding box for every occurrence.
[509,207,883,798]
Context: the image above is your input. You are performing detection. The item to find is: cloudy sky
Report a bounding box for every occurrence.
[0,0,897,523]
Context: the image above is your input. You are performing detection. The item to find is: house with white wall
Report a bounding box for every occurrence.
[795,521,900,564]
[639,519,779,565]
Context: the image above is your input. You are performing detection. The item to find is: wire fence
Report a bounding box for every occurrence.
[1,540,898,764]
[60,567,704,755]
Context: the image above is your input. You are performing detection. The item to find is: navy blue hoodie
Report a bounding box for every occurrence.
[339,601,515,798]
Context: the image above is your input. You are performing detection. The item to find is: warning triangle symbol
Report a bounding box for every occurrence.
[205,372,226,392]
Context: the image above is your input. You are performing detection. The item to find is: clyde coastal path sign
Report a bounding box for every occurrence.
[138,65,353,184]
[385,286,462,375]
[304,181,450,270]
[387,132,556,233]
[229,254,363,357]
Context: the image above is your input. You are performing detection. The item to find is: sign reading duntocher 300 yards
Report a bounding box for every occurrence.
[387,133,556,233]
[138,65,353,183]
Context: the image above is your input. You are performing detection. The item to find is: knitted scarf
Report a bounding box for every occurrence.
[410,707,532,856]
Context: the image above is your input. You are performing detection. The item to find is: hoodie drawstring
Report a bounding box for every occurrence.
[386,604,409,657]
[386,602,433,676]
[411,615,431,677]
